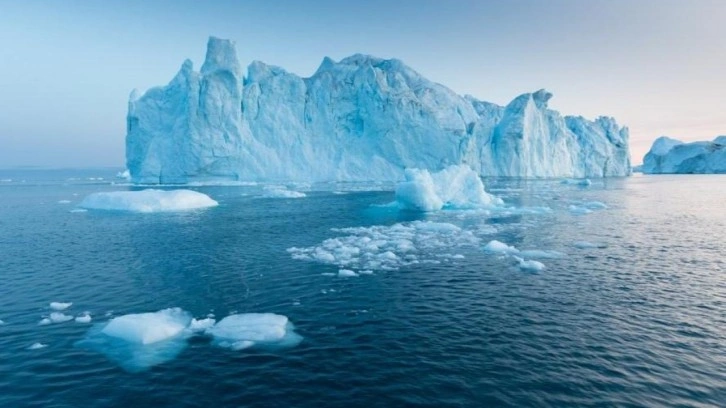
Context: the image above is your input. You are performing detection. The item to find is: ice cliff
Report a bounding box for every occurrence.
[127,37,631,183]
[642,136,726,174]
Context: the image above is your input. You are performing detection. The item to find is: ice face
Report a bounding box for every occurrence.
[205,313,302,350]
[76,308,193,373]
[126,37,631,184]
[642,135,726,174]
[395,164,502,212]
[78,189,218,212]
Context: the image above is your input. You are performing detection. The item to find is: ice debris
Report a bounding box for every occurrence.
[205,313,302,351]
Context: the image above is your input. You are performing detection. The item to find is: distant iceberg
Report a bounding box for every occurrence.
[126,37,631,184]
[79,189,218,212]
[642,136,726,174]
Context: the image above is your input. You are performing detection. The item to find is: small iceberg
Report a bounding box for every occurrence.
[79,189,218,213]
[76,308,193,373]
[39,312,74,325]
[205,313,303,351]
[75,313,92,324]
[338,269,358,278]
[514,256,545,272]
[395,164,502,212]
[483,240,519,255]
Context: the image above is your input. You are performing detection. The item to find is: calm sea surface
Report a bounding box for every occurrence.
[0,169,724,407]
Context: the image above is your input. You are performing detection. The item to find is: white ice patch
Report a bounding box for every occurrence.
[206,313,302,351]
[288,221,479,271]
[76,308,193,373]
[261,186,306,198]
[338,269,358,278]
[70,208,88,213]
[116,169,131,180]
[79,189,218,212]
[483,240,519,254]
[50,302,72,311]
[189,318,216,332]
[573,241,607,249]
[75,314,92,324]
[58,200,72,204]
[28,343,48,350]
[395,164,502,212]
[39,312,74,325]
[514,256,545,272]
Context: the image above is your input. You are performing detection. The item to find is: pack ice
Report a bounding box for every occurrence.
[642,136,726,174]
[126,37,631,184]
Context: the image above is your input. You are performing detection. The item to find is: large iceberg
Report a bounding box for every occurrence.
[642,136,726,174]
[127,37,631,184]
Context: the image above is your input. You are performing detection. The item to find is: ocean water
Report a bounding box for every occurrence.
[0,169,724,407]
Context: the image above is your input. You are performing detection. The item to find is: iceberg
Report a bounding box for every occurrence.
[49,301,72,311]
[79,189,218,212]
[395,164,502,212]
[126,37,631,184]
[642,136,726,174]
[205,313,302,350]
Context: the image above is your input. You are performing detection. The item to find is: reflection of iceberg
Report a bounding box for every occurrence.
[79,189,218,212]
[395,165,502,212]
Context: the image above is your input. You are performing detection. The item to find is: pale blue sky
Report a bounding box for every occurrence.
[1,0,724,166]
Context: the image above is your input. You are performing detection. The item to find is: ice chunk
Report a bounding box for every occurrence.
[58,200,72,204]
[116,169,131,180]
[76,308,193,373]
[206,313,302,350]
[573,241,606,249]
[70,209,88,213]
[189,318,216,332]
[395,165,502,212]
[260,186,306,198]
[338,269,358,277]
[28,343,48,350]
[50,302,72,311]
[39,312,74,325]
[75,314,92,324]
[288,221,479,271]
[483,240,519,254]
[102,308,191,344]
[79,189,218,212]
[514,256,545,272]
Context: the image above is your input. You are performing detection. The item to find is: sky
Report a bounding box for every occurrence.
[0,0,724,167]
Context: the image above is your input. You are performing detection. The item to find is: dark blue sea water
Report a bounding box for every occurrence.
[1,169,724,407]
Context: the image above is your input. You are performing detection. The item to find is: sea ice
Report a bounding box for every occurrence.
[338,269,358,277]
[50,302,72,311]
[39,312,74,325]
[395,165,502,212]
[483,240,519,254]
[28,343,48,350]
[76,308,193,373]
[205,313,303,350]
[288,221,479,270]
[79,189,218,212]
[514,256,545,272]
[75,314,92,324]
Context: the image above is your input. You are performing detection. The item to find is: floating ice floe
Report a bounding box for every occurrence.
[70,208,88,213]
[483,240,519,254]
[514,256,546,272]
[189,318,216,332]
[50,302,72,311]
[205,313,302,351]
[79,189,218,212]
[39,312,74,325]
[338,269,358,278]
[395,164,502,212]
[28,343,48,350]
[75,313,92,324]
[260,186,306,198]
[288,221,479,271]
[76,308,193,373]
[57,200,72,204]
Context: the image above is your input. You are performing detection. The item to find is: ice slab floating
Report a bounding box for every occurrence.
[206,313,302,351]
[79,189,218,212]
